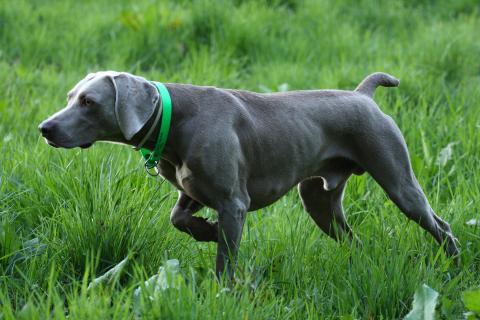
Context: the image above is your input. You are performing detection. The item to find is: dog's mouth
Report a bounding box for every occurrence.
[79,143,93,149]
[45,139,60,148]
[44,138,93,149]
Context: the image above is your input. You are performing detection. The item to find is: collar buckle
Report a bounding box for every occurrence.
[144,160,160,176]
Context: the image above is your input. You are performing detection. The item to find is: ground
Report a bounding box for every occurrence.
[0,0,479,319]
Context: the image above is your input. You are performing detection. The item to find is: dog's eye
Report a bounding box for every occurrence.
[80,96,93,107]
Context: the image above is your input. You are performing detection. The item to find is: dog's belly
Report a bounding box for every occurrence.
[245,157,362,211]
[246,178,294,210]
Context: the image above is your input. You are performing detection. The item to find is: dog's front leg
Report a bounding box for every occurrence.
[216,199,247,279]
[170,192,218,242]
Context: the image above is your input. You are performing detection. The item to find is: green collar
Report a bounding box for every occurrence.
[139,82,172,174]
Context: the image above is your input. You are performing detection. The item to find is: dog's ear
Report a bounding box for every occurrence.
[109,73,159,141]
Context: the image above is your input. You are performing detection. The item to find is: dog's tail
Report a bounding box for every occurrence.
[355,72,400,98]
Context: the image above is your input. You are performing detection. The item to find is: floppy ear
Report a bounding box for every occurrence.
[110,73,159,140]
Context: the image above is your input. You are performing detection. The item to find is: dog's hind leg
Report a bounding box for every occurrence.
[170,192,218,242]
[298,177,354,242]
[357,119,460,258]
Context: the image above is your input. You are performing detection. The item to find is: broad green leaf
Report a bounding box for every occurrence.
[17,301,36,320]
[133,259,185,314]
[466,219,480,227]
[436,142,458,167]
[133,259,184,298]
[278,83,289,92]
[463,289,480,314]
[87,256,129,290]
[404,284,439,320]
[6,237,47,274]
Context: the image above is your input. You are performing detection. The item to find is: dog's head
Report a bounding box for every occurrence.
[38,71,159,149]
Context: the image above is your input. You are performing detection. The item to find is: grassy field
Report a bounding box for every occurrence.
[1,0,480,318]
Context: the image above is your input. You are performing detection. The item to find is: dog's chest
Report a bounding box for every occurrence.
[174,163,193,190]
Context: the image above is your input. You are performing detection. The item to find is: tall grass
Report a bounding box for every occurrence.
[1,0,479,318]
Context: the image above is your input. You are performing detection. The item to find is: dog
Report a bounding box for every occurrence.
[39,71,459,278]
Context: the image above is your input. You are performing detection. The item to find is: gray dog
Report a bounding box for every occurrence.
[39,71,459,277]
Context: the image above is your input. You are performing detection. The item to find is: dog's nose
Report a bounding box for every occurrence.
[38,120,56,136]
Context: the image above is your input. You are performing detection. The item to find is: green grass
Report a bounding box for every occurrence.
[1,0,480,318]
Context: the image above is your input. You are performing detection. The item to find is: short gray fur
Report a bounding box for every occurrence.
[39,71,460,278]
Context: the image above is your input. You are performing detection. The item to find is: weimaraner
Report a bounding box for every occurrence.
[39,71,459,278]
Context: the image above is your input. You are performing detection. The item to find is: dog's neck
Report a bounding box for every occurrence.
[128,84,181,166]
[131,101,161,150]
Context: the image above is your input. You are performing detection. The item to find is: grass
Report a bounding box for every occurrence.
[1,0,480,318]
